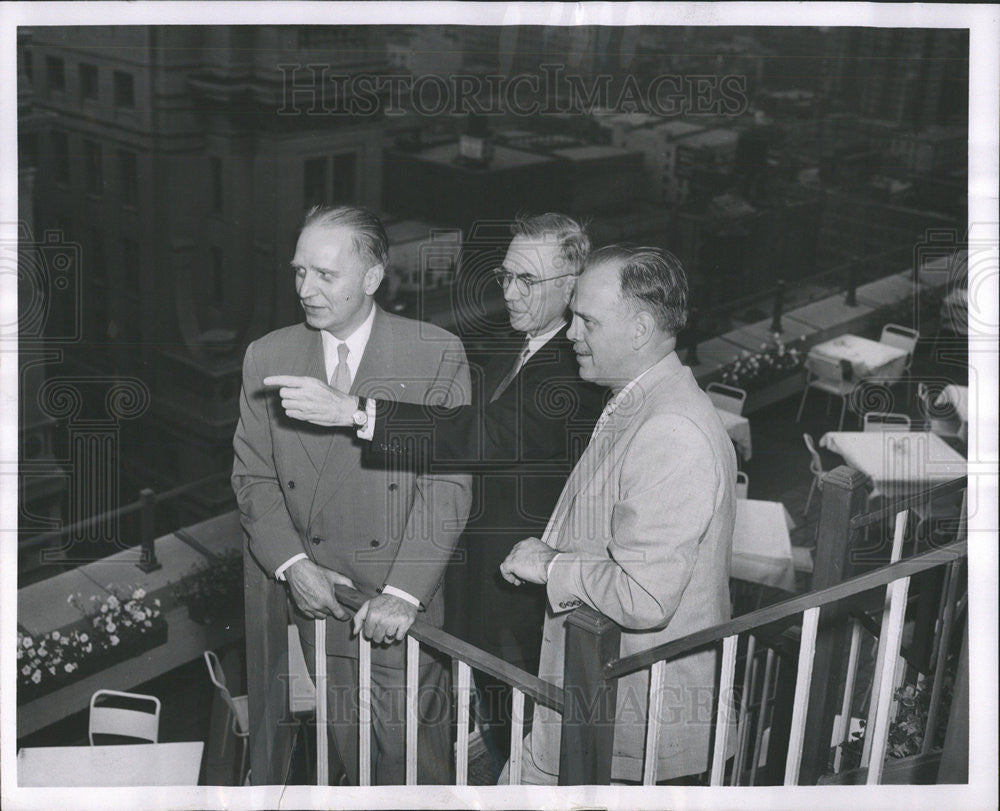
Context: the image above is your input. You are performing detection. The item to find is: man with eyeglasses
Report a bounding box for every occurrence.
[267,212,607,777]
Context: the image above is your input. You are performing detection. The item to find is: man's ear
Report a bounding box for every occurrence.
[632,310,656,349]
[363,263,385,295]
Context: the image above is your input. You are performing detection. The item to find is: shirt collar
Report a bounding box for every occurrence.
[321,304,376,381]
[524,319,566,360]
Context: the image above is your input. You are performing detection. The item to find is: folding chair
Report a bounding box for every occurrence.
[707,381,748,415]
[88,689,160,745]
[879,324,919,376]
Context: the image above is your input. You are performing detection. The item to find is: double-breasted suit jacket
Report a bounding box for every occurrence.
[365,325,606,666]
[531,350,737,782]
[232,307,472,667]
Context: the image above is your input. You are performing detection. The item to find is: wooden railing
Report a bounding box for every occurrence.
[244,465,968,786]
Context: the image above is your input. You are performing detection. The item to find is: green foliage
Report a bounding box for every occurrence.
[171,548,244,625]
[719,334,808,392]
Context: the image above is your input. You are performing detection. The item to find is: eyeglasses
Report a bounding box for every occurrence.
[492,269,577,296]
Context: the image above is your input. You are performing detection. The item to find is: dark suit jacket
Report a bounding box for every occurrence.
[364,326,606,665]
[232,308,472,667]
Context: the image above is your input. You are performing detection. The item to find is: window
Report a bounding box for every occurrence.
[122,239,140,300]
[303,157,327,210]
[113,70,134,108]
[118,149,138,207]
[46,56,65,92]
[210,156,223,213]
[51,131,70,185]
[332,152,357,202]
[211,247,224,306]
[84,140,103,195]
[79,63,98,101]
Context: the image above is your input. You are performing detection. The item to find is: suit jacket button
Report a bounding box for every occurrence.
[288,480,296,489]
[388,483,398,491]
[311,536,322,545]
[370,539,380,548]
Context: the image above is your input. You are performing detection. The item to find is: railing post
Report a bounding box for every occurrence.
[769,280,785,334]
[244,542,297,784]
[559,606,621,785]
[136,488,161,572]
[845,260,858,307]
[797,465,872,785]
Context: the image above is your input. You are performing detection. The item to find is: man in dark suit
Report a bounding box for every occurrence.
[233,205,471,784]
[269,213,606,775]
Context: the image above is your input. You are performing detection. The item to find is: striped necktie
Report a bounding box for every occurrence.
[490,339,530,402]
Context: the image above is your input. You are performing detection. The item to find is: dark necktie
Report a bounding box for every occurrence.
[490,339,530,402]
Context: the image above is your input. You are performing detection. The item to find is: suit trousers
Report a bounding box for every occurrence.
[300,632,453,785]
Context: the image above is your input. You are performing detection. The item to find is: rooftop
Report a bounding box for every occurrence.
[550,144,637,162]
[676,127,741,149]
[412,141,554,171]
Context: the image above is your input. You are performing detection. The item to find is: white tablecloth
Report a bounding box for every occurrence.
[717,407,752,461]
[732,499,796,592]
[809,334,908,382]
[819,431,966,499]
[17,741,204,786]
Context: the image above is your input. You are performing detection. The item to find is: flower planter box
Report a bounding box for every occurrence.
[17,617,168,705]
[743,372,805,415]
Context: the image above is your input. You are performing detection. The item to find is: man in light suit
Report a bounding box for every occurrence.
[232,205,471,785]
[266,213,606,777]
[499,245,737,784]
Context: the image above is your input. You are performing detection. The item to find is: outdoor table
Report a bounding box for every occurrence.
[808,334,908,383]
[717,407,752,461]
[731,499,797,592]
[16,741,204,786]
[819,431,966,500]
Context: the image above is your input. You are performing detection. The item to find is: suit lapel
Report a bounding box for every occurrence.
[540,353,682,549]
[294,328,336,473]
[308,307,392,522]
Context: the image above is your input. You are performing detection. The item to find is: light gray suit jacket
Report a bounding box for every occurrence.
[232,307,471,667]
[533,350,737,781]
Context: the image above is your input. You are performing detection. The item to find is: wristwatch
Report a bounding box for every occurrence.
[351,396,369,428]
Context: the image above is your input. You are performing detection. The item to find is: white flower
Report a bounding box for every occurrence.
[17,648,23,660]
[22,665,31,676]
[144,620,152,628]
[132,588,146,600]
[80,633,89,643]
[51,631,62,641]
[106,621,117,633]
[84,643,93,653]
[109,635,120,646]
[154,598,161,607]
[22,636,32,649]
[100,604,109,613]
[31,670,41,683]
[107,595,120,609]
[47,666,56,675]
[64,663,75,673]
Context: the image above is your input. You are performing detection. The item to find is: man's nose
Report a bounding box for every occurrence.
[297,269,316,298]
[502,279,522,302]
[567,316,580,341]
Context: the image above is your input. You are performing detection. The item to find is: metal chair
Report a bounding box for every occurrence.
[879,323,919,375]
[204,650,250,785]
[707,381,748,415]
[863,412,912,432]
[802,433,825,517]
[88,689,161,745]
[796,354,858,431]
[735,471,749,500]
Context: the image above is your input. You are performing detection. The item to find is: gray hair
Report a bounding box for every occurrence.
[302,204,389,268]
[587,244,689,336]
[510,212,591,276]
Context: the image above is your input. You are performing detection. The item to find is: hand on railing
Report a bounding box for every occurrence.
[352,594,418,644]
[284,558,355,620]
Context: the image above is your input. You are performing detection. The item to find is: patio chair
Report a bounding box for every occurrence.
[863,412,912,432]
[735,471,749,500]
[706,381,748,415]
[879,323,919,376]
[917,382,961,438]
[88,689,161,745]
[204,650,250,785]
[795,354,858,431]
[802,433,825,517]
